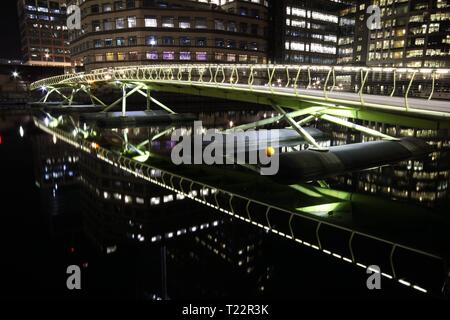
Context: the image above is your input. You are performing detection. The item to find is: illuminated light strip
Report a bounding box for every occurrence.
[367,266,380,273]
[413,285,427,293]
[398,279,411,287]
[34,120,435,297]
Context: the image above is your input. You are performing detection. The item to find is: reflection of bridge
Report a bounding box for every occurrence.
[30,65,450,296]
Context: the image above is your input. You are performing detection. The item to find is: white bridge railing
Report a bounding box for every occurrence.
[31,64,450,102]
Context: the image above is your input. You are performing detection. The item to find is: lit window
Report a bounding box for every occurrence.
[163,51,174,60]
[163,195,174,203]
[145,16,157,27]
[150,197,160,205]
[180,51,191,60]
[128,16,137,28]
[196,52,207,61]
[146,51,158,60]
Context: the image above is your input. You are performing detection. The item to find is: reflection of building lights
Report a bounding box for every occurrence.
[19,126,24,138]
[53,135,57,144]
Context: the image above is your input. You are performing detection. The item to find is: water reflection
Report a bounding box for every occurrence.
[4,106,450,298]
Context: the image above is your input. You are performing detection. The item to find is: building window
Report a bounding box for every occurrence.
[249,42,258,51]
[226,40,236,48]
[145,35,157,46]
[103,20,114,31]
[215,52,224,61]
[180,51,191,60]
[162,17,174,28]
[239,7,248,16]
[250,56,258,64]
[116,37,125,46]
[227,54,236,62]
[196,37,207,47]
[129,51,138,60]
[146,51,158,60]
[95,54,104,62]
[227,21,237,32]
[145,16,157,27]
[162,36,174,45]
[117,52,126,61]
[239,23,248,33]
[92,21,101,32]
[128,36,137,46]
[179,18,191,29]
[105,38,113,46]
[94,39,103,48]
[114,1,124,10]
[216,38,225,47]
[196,52,207,61]
[215,19,225,30]
[116,18,125,29]
[91,5,100,14]
[180,37,191,46]
[239,54,248,62]
[106,52,115,61]
[128,16,137,28]
[163,51,175,60]
[103,3,113,12]
[126,0,135,9]
[195,17,207,29]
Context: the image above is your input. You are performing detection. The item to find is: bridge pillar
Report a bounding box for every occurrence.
[122,85,127,116]
[146,87,151,111]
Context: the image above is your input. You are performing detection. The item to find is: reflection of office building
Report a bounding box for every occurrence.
[318,121,450,207]
[338,1,450,68]
[17,0,71,67]
[32,134,79,189]
[272,0,351,64]
[68,0,269,70]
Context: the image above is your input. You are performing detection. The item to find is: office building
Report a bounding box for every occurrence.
[338,0,450,68]
[68,0,270,70]
[272,0,351,65]
[17,0,71,67]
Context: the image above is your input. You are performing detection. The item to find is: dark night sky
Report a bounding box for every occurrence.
[0,0,22,59]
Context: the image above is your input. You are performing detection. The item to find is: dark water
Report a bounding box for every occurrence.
[1,105,449,300]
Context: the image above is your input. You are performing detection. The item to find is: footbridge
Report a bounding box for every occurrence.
[30,64,450,297]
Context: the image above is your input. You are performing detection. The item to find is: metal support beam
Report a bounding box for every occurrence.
[405,72,417,111]
[320,114,398,141]
[80,86,106,107]
[136,88,176,114]
[146,87,151,110]
[103,84,143,112]
[226,107,326,132]
[41,88,55,103]
[273,105,326,151]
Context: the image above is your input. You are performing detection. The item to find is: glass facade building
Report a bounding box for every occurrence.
[17,0,71,67]
[338,0,450,68]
